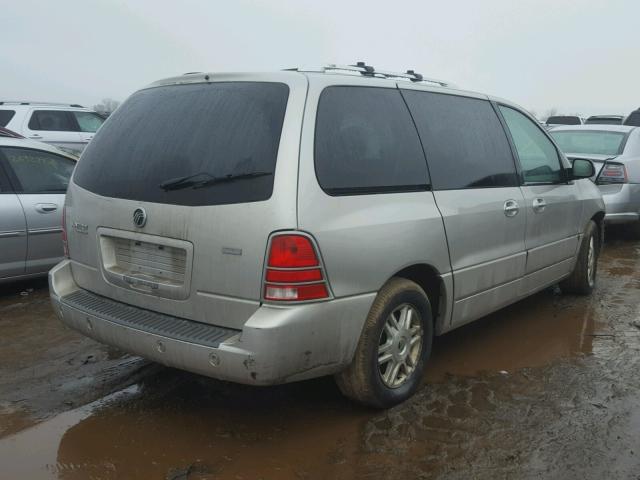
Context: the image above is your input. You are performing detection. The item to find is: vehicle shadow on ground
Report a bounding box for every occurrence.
[0,277,48,299]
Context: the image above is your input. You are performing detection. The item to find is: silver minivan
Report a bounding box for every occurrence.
[49,65,605,407]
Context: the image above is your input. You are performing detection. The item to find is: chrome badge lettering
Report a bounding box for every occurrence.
[72,222,89,234]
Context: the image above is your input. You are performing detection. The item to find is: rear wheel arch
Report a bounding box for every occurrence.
[392,264,447,335]
[561,219,599,295]
[336,276,434,407]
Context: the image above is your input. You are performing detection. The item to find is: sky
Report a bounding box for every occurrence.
[2,0,639,119]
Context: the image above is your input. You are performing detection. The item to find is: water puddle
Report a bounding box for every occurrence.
[426,288,599,380]
[0,234,637,479]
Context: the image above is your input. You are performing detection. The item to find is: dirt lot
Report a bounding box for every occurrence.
[1,228,639,479]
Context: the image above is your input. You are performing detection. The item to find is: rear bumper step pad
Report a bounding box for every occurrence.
[61,289,238,348]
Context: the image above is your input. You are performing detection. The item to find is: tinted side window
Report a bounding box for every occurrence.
[1,148,75,193]
[0,110,15,127]
[403,91,518,190]
[500,106,563,184]
[314,86,428,194]
[74,112,105,132]
[28,111,76,131]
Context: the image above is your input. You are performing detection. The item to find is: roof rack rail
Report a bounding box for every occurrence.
[0,101,85,108]
[288,62,453,87]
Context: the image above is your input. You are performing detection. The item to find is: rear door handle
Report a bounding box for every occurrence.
[504,199,520,217]
[29,134,42,139]
[35,203,58,213]
[532,198,547,213]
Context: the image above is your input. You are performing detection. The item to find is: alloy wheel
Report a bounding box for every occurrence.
[378,304,423,388]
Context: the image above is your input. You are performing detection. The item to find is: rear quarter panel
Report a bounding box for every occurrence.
[297,76,452,326]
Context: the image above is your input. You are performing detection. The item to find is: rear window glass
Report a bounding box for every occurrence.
[403,90,518,190]
[73,82,289,206]
[585,117,623,125]
[550,130,627,156]
[314,86,429,195]
[546,116,581,125]
[0,110,15,127]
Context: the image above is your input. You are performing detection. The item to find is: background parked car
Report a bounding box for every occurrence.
[0,102,105,154]
[546,115,584,128]
[624,108,640,126]
[0,137,77,282]
[585,115,624,125]
[550,125,640,236]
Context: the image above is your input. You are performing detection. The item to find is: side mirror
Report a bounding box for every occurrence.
[570,158,595,179]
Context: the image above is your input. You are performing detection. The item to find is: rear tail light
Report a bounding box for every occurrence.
[62,205,69,258]
[264,283,329,301]
[263,234,330,302]
[597,162,628,184]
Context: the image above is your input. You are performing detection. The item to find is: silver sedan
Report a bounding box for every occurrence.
[550,125,640,235]
[0,137,77,283]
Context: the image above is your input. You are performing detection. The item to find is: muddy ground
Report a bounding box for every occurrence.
[1,227,639,479]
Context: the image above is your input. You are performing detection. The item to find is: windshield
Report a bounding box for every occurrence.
[547,116,581,125]
[550,130,627,156]
[73,82,289,206]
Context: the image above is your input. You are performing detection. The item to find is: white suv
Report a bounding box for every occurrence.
[0,102,105,154]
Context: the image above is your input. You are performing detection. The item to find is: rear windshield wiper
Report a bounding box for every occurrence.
[159,171,272,192]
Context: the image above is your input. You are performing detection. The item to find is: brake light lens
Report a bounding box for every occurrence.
[597,162,628,184]
[61,205,69,258]
[267,235,318,267]
[264,234,330,302]
[265,268,323,283]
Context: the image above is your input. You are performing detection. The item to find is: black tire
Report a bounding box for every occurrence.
[335,277,434,408]
[560,220,599,295]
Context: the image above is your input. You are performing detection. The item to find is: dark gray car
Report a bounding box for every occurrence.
[624,108,640,126]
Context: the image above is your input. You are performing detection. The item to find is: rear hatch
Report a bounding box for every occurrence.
[64,73,307,329]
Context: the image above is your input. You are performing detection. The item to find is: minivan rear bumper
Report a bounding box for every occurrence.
[49,260,374,386]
